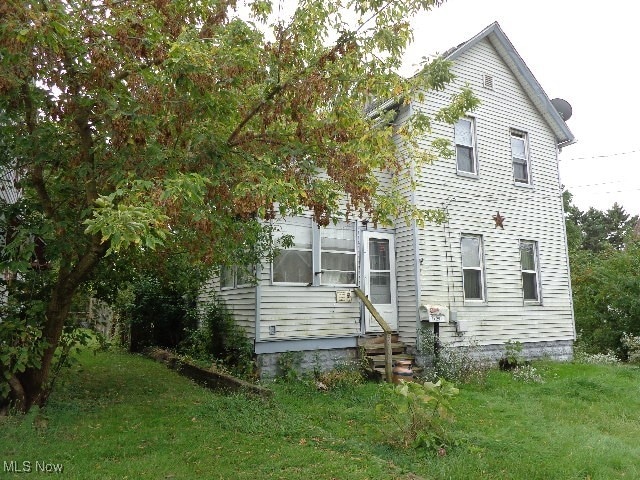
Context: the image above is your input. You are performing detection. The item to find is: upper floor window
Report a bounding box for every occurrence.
[461,235,484,301]
[520,240,540,302]
[320,222,356,286]
[272,218,313,285]
[511,130,530,184]
[455,118,477,175]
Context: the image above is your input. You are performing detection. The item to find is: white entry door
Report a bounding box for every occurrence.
[362,232,397,332]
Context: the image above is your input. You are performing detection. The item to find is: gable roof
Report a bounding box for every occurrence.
[444,21,575,148]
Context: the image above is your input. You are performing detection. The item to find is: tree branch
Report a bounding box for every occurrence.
[226,35,351,147]
[113,57,166,83]
[22,84,57,219]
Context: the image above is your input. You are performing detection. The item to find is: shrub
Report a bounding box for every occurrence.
[0,320,46,412]
[180,300,254,378]
[375,379,460,453]
[124,276,198,352]
[574,350,620,365]
[499,340,525,370]
[620,333,640,364]
[417,326,489,384]
[275,351,303,381]
[314,358,364,390]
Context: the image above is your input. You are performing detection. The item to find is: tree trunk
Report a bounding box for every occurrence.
[15,283,75,412]
[11,239,107,413]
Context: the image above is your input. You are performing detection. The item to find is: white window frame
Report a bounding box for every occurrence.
[319,222,357,287]
[220,265,235,290]
[460,235,485,302]
[455,117,477,176]
[511,130,531,184]
[271,218,314,286]
[220,265,256,290]
[520,240,541,303]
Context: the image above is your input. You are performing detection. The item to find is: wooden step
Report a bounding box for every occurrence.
[358,334,399,346]
[373,366,423,380]
[360,342,406,355]
[367,354,414,368]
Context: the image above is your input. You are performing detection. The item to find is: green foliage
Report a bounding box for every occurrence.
[417,326,489,384]
[499,339,525,370]
[564,191,638,253]
[276,351,304,382]
[0,320,46,404]
[571,242,640,354]
[313,358,365,390]
[375,379,460,453]
[5,349,640,478]
[564,191,640,356]
[179,300,254,378]
[1,0,480,410]
[573,348,620,366]
[123,275,198,352]
[620,332,640,365]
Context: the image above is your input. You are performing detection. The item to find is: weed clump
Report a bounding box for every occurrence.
[375,379,460,453]
[417,326,489,384]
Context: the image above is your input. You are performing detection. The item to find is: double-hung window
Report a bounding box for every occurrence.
[520,240,540,302]
[320,222,356,286]
[455,118,477,174]
[272,218,313,285]
[461,235,484,301]
[511,130,530,184]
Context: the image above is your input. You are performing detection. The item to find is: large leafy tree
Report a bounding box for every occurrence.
[0,0,477,412]
[571,243,640,354]
[563,191,640,353]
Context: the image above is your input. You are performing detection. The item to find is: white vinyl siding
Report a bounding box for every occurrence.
[401,37,574,348]
[455,117,477,174]
[520,240,540,302]
[511,130,530,184]
[199,34,576,354]
[198,276,256,339]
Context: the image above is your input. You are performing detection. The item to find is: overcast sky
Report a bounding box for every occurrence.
[401,0,640,217]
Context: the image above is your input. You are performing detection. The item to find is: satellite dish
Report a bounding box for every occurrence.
[551,98,573,121]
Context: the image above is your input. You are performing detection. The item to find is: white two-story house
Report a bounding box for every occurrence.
[200,22,576,375]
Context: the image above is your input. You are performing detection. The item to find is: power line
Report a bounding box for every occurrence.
[572,186,640,196]
[568,179,626,189]
[560,149,640,162]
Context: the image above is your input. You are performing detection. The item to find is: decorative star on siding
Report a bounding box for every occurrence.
[493,211,505,229]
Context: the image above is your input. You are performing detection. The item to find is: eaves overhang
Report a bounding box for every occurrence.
[444,22,576,148]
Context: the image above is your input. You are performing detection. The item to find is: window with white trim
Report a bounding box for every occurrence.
[455,117,477,174]
[520,240,540,302]
[320,222,356,286]
[272,218,313,285]
[220,265,255,290]
[461,235,484,301]
[511,130,530,184]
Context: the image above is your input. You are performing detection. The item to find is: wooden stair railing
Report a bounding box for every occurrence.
[353,288,393,383]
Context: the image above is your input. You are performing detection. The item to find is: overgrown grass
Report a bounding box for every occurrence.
[1,350,640,479]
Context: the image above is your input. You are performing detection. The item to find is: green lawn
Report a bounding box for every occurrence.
[1,350,639,479]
